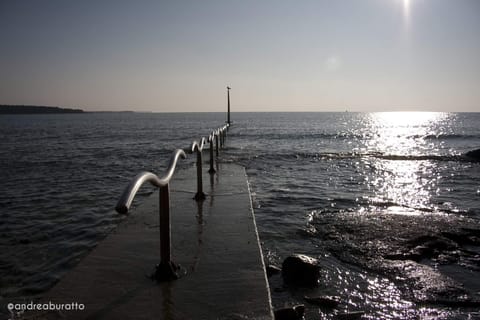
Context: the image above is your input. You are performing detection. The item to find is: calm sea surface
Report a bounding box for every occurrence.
[1,112,480,319]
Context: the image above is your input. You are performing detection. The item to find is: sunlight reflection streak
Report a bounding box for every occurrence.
[365,112,447,215]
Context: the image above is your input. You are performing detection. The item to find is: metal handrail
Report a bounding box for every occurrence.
[219,124,229,148]
[187,123,229,200]
[222,125,228,145]
[115,149,186,214]
[115,148,186,281]
[114,123,231,282]
[219,127,224,148]
[190,137,206,153]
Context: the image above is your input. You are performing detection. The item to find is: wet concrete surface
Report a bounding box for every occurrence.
[23,163,273,320]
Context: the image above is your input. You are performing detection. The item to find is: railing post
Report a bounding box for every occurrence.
[220,129,224,148]
[215,133,219,156]
[194,149,206,200]
[208,136,216,174]
[159,184,171,264]
[154,183,181,281]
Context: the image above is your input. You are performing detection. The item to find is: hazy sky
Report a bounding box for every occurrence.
[1,0,479,112]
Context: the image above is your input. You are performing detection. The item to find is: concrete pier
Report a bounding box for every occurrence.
[29,163,273,320]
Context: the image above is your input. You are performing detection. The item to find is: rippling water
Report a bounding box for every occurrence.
[1,112,480,319]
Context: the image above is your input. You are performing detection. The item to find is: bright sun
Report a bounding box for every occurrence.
[402,0,412,28]
[404,0,411,12]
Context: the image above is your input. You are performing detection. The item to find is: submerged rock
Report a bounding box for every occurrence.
[386,234,466,267]
[274,304,305,320]
[282,254,321,286]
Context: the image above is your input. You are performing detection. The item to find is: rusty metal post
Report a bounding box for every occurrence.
[159,185,171,264]
[194,149,206,200]
[208,137,216,174]
[154,184,181,281]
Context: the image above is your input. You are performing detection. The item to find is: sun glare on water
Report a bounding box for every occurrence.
[368,112,446,153]
[364,112,449,215]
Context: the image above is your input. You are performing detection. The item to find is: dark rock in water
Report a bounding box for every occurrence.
[304,295,340,309]
[336,311,365,320]
[465,148,480,161]
[406,236,459,260]
[384,235,461,262]
[266,264,282,277]
[274,304,305,320]
[282,254,320,286]
[386,233,472,264]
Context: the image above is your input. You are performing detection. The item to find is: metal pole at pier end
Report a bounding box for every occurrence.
[227,86,231,126]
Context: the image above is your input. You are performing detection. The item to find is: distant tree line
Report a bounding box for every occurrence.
[0,105,84,114]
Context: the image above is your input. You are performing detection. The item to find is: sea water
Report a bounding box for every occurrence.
[1,112,479,319]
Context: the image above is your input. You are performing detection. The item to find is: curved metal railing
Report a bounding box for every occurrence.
[115,149,186,281]
[115,122,230,282]
[115,149,186,214]
[185,124,229,200]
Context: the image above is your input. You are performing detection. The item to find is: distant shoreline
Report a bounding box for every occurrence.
[1,105,478,114]
[0,105,84,114]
